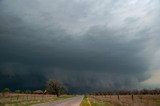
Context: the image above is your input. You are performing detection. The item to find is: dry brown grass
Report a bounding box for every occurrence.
[0,93,56,106]
[90,95,160,106]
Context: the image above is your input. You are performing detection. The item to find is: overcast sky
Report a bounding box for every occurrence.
[0,0,160,92]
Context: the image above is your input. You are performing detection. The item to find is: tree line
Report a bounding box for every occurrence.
[90,89,160,95]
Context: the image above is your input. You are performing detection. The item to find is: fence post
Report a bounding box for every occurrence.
[17,95,19,100]
[118,95,119,100]
[131,94,134,101]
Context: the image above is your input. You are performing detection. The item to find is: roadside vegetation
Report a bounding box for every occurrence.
[80,96,90,106]
[80,95,110,106]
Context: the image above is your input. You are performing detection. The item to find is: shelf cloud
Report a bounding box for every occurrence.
[0,0,160,92]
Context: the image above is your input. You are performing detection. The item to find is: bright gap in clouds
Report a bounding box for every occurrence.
[142,70,160,88]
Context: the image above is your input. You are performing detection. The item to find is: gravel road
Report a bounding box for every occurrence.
[32,96,83,106]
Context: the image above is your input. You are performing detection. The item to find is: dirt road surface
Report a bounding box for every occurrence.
[32,96,83,106]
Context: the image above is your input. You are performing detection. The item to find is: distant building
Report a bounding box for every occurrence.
[33,90,43,94]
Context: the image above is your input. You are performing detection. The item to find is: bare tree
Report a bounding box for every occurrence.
[46,80,66,97]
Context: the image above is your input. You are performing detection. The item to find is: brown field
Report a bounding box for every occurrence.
[0,93,56,106]
[90,95,160,106]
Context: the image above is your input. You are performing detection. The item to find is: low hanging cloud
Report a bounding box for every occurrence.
[0,0,160,92]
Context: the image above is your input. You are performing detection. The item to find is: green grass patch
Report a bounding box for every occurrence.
[81,96,111,106]
[80,96,90,106]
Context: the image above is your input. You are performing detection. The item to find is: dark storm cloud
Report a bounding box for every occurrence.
[0,0,160,92]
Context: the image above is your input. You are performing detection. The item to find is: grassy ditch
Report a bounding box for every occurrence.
[80,95,110,106]
[80,96,90,106]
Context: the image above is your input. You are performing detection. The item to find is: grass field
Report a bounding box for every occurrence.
[90,95,160,106]
[2,93,160,106]
[0,93,73,106]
